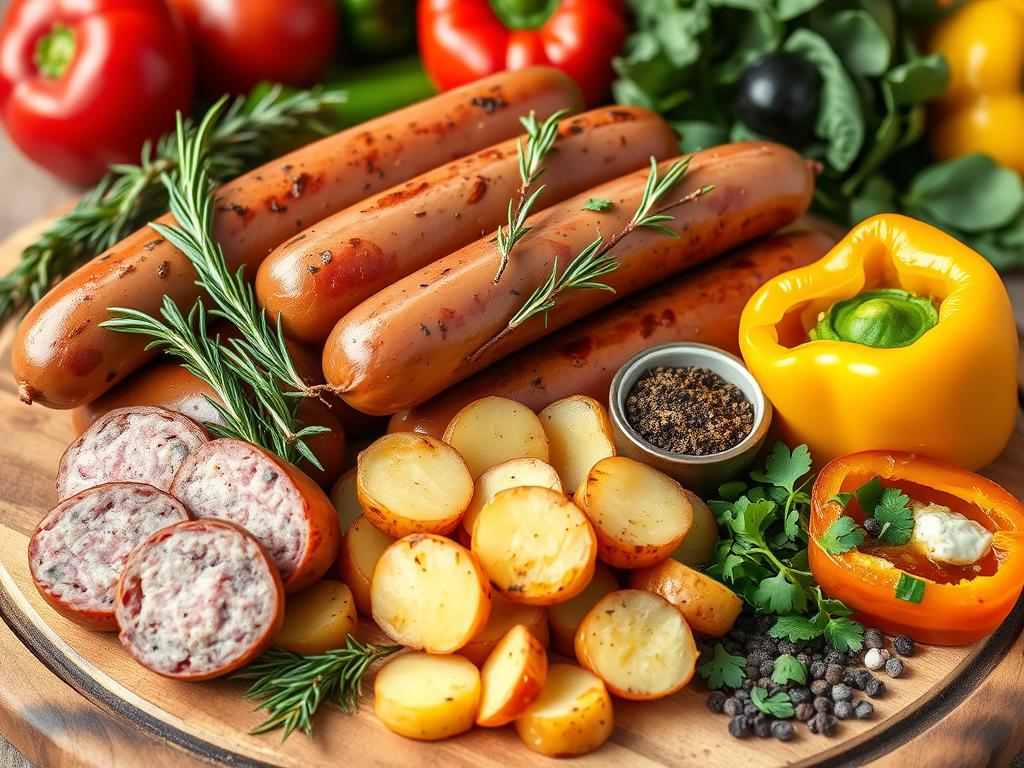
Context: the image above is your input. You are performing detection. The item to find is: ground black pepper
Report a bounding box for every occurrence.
[625,366,754,455]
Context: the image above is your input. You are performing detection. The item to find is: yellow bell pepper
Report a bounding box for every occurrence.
[738,214,1018,471]
[930,0,1024,174]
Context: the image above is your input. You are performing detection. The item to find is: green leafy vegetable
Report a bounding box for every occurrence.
[771,654,807,685]
[823,616,865,652]
[751,686,796,718]
[750,442,812,495]
[818,516,865,554]
[698,643,748,690]
[873,487,914,545]
[583,198,615,212]
[895,572,926,603]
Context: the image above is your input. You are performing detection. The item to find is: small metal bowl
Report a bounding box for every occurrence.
[608,342,773,494]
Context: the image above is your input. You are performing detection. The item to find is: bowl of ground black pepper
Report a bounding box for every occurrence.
[609,343,772,493]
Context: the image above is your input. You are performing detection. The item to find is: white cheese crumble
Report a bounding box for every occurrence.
[909,501,992,566]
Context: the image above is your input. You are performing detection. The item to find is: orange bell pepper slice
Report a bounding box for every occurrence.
[809,451,1024,645]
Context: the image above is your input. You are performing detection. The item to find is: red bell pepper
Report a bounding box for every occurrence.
[0,0,194,185]
[418,0,627,106]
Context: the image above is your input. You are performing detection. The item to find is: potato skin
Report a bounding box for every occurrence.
[515,664,614,757]
[275,580,358,655]
[338,515,394,616]
[629,559,742,637]
[476,625,548,727]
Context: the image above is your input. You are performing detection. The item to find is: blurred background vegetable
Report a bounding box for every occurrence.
[337,0,416,59]
[0,0,194,185]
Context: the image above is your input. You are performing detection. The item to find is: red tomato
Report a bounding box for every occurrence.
[0,0,195,185]
[168,0,340,95]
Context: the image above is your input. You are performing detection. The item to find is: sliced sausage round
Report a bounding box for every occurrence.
[57,406,207,501]
[169,439,340,593]
[115,519,284,680]
[29,482,191,631]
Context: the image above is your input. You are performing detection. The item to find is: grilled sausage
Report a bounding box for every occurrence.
[255,106,679,343]
[389,232,835,437]
[323,142,816,415]
[29,483,191,631]
[57,406,208,500]
[13,66,583,410]
[169,438,341,593]
[115,519,284,680]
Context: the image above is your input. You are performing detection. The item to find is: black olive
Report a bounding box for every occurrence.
[734,51,822,146]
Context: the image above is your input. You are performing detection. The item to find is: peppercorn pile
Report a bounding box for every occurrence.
[625,366,754,455]
[701,614,916,740]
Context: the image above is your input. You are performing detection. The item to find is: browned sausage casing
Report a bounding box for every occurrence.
[388,231,835,437]
[12,67,583,409]
[255,106,679,343]
[323,142,816,415]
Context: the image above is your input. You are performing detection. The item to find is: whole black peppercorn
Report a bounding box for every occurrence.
[744,704,760,719]
[742,678,755,692]
[865,676,886,698]
[824,650,844,666]
[809,660,826,680]
[777,641,798,656]
[795,702,815,721]
[854,700,875,719]
[729,715,751,738]
[772,720,795,741]
[808,712,838,736]
[708,691,728,713]
[863,517,883,538]
[892,635,915,657]
[813,696,832,714]
[789,687,813,704]
[831,683,853,703]
[762,640,779,657]
[737,613,757,633]
[753,715,772,738]
[757,677,774,691]
[833,700,854,720]
[885,658,905,678]
[735,689,751,702]
[759,661,775,678]
[724,641,744,656]
[810,679,830,696]
[724,697,744,716]
[824,663,845,685]
[845,669,871,690]
[846,650,861,666]
[796,653,812,668]
[746,664,761,680]
[863,627,884,649]
[747,650,771,668]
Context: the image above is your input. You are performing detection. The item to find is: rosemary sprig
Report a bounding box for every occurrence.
[469,157,713,363]
[0,85,344,324]
[235,638,401,739]
[492,108,570,284]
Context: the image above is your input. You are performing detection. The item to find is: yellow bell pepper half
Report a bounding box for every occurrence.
[930,0,1024,174]
[739,214,1018,470]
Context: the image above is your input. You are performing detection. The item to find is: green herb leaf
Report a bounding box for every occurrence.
[752,571,807,615]
[777,0,825,20]
[770,614,826,642]
[815,9,892,76]
[824,616,865,652]
[698,643,748,690]
[895,572,926,603]
[771,654,807,685]
[751,686,795,718]
[582,198,614,212]
[718,480,748,501]
[854,476,886,515]
[818,516,865,554]
[873,487,914,545]
[829,492,854,508]
[750,443,812,494]
[885,53,950,106]
[904,154,1024,234]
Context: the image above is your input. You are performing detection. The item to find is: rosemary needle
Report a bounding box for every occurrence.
[236,639,401,739]
[492,108,570,284]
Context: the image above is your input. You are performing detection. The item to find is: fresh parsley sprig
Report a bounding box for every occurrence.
[823,475,915,551]
[0,85,345,324]
[492,109,570,284]
[469,156,712,363]
[235,639,401,739]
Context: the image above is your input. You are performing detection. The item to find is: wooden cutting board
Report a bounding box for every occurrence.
[0,213,1022,768]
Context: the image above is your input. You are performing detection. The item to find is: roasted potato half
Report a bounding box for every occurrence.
[371,534,491,653]
[575,457,693,568]
[339,514,395,616]
[357,432,473,537]
[460,592,549,666]
[547,562,620,657]
[669,489,720,570]
[329,469,362,536]
[515,664,614,757]
[629,558,742,637]
[462,457,563,541]
[374,653,480,740]
[575,589,698,700]
[276,580,358,655]
[443,396,549,478]
[538,396,616,493]
[476,624,548,727]
[472,486,596,605]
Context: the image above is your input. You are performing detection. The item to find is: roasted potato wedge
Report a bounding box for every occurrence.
[515,664,614,757]
[357,432,473,537]
[462,457,563,541]
[629,558,742,637]
[575,457,692,568]
[339,514,395,615]
[329,469,362,536]
[669,489,719,570]
[276,580,358,655]
[443,396,549,478]
[575,589,698,700]
[477,624,548,727]
[538,396,616,493]
[375,652,480,740]
[461,592,550,666]
[371,534,491,653]
[547,563,620,657]
[472,486,596,605]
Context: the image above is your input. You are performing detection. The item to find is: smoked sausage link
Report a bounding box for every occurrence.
[169,439,341,593]
[389,232,836,437]
[323,142,816,415]
[57,406,208,500]
[115,519,284,680]
[255,106,679,343]
[12,66,583,409]
[29,483,191,631]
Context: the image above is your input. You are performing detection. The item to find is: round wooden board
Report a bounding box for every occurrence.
[0,212,1023,768]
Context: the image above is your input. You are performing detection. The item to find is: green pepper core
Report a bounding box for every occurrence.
[34,23,76,80]
[810,289,939,349]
